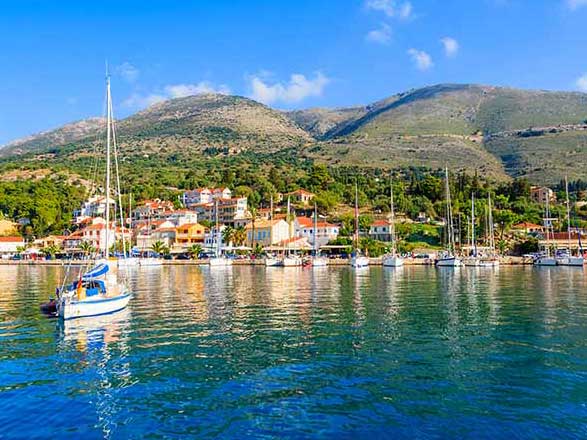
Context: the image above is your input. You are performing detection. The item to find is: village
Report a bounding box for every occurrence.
[0,183,582,263]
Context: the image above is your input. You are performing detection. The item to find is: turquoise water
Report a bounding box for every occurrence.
[1,265,587,439]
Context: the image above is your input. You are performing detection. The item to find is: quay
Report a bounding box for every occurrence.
[0,256,534,266]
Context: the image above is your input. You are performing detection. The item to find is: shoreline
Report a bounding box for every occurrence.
[0,256,535,266]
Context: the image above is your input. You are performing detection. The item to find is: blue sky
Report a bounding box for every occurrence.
[1,0,587,144]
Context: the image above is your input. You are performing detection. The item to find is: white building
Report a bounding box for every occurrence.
[163,209,198,227]
[183,187,232,208]
[0,236,25,255]
[295,217,340,247]
[74,195,115,224]
[204,225,228,251]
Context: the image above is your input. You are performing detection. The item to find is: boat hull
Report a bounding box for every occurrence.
[478,258,500,267]
[464,257,480,267]
[58,292,131,320]
[265,258,283,267]
[436,257,462,267]
[117,257,139,267]
[350,256,370,268]
[311,257,328,267]
[556,257,584,267]
[283,256,303,267]
[534,257,557,266]
[139,258,164,266]
[382,255,404,267]
[209,257,233,267]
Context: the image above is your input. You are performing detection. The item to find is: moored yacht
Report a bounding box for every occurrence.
[382,174,404,268]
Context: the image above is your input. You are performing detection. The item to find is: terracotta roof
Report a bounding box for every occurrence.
[154,227,176,233]
[512,222,543,229]
[372,220,391,227]
[296,217,313,227]
[245,219,285,229]
[0,236,24,242]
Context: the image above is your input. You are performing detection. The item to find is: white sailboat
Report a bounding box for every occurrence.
[464,193,480,267]
[478,192,500,267]
[311,203,328,267]
[557,177,584,267]
[437,168,462,267]
[534,188,557,266]
[282,196,302,267]
[57,74,131,320]
[382,174,404,267]
[350,182,369,268]
[209,199,233,267]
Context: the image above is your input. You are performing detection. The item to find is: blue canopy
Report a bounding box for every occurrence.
[82,263,109,280]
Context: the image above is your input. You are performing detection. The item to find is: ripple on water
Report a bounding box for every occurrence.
[1,265,587,438]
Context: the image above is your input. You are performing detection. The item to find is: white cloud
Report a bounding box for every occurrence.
[122,81,231,109]
[365,0,412,19]
[116,62,139,83]
[576,74,587,92]
[248,72,330,105]
[366,23,392,44]
[164,82,231,98]
[440,37,459,57]
[567,0,587,10]
[407,48,433,71]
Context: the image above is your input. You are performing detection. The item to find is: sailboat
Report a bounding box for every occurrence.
[56,74,132,320]
[534,188,557,266]
[282,196,303,267]
[209,199,233,267]
[556,176,584,266]
[350,182,369,268]
[382,175,404,267]
[464,193,480,267]
[478,192,500,267]
[311,203,328,267]
[437,168,462,267]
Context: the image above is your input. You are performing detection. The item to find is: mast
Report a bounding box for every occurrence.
[488,193,495,255]
[354,182,360,252]
[313,202,318,255]
[390,174,396,255]
[545,192,551,257]
[566,176,572,253]
[471,193,476,257]
[444,167,454,255]
[105,74,112,259]
[215,199,220,257]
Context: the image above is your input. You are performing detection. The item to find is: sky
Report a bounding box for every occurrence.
[1,0,586,144]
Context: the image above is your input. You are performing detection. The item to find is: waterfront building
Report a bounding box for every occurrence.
[132,199,174,222]
[246,219,289,246]
[73,195,115,223]
[0,236,25,255]
[63,230,84,252]
[192,197,249,227]
[174,223,207,249]
[34,235,66,249]
[204,225,228,251]
[163,209,198,227]
[294,216,340,247]
[369,220,394,241]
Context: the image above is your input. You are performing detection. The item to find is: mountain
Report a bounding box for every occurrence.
[0,94,312,158]
[303,84,587,182]
[2,84,587,184]
[1,117,105,157]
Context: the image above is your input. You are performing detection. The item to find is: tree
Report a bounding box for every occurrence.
[151,240,168,256]
[494,209,518,240]
[186,244,203,259]
[232,226,247,247]
[79,240,95,258]
[222,226,234,247]
[41,244,61,258]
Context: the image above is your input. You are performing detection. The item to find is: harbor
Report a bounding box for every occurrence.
[2,264,587,438]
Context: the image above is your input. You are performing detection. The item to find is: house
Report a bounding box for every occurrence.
[174,223,207,248]
[152,227,176,248]
[0,219,18,236]
[294,217,339,247]
[530,186,556,204]
[511,222,545,235]
[163,209,198,227]
[285,189,315,206]
[182,187,232,208]
[0,236,25,255]
[73,195,115,223]
[204,225,228,251]
[270,236,313,251]
[63,230,84,252]
[132,199,174,222]
[192,197,249,227]
[369,220,394,241]
[135,220,176,250]
[246,219,290,246]
[82,223,114,252]
[34,235,66,249]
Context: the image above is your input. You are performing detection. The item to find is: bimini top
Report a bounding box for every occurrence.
[82,263,109,280]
